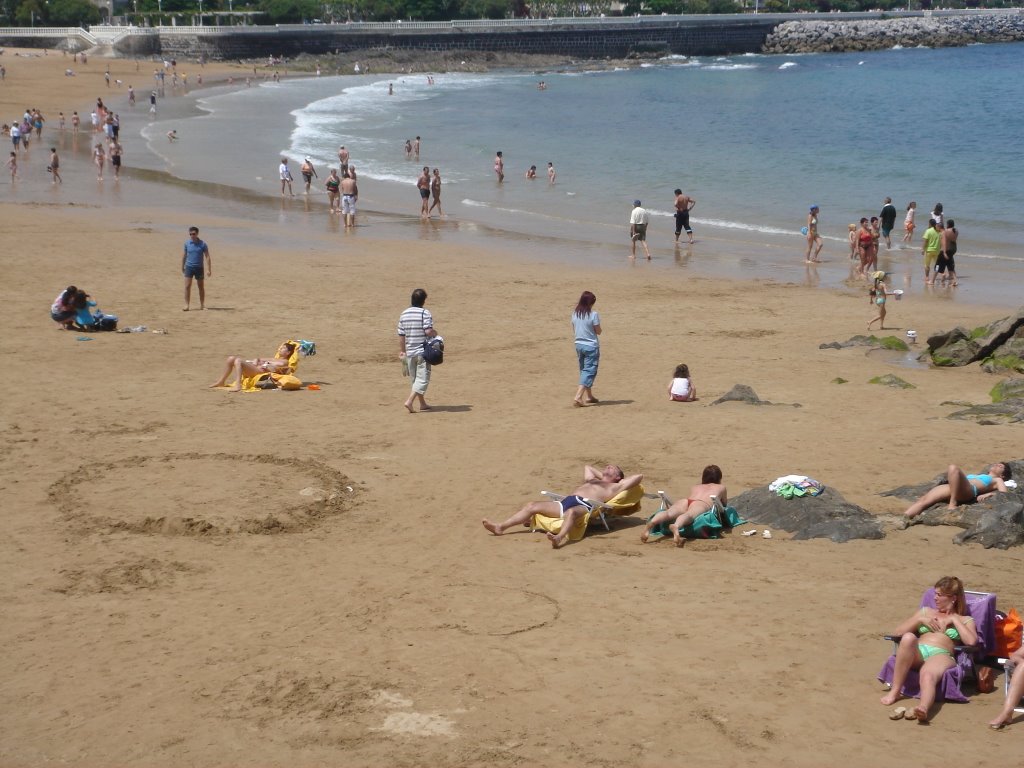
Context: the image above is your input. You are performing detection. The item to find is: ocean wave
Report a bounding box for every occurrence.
[702,63,759,71]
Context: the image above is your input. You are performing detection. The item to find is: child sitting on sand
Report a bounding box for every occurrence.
[867,271,892,331]
[668,363,697,402]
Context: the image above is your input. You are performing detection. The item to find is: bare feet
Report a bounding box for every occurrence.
[988,717,1008,730]
[669,522,684,547]
[640,529,650,543]
[404,402,414,413]
[546,532,565,549]
[912,706,928,723]
[573,399,585,408]
[482,520,502,535]
[209,381,226,388]
[182,307,189,311]
[585,397,599,404]
[880,692,901,706]
[228,385,241,392]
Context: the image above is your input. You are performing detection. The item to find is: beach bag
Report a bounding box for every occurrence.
[422,337,444,365]
[271,373,302,391]
[995,608,1023,657]
[89,312,118,331]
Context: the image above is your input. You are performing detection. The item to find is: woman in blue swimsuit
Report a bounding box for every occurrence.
[898,462,1011,529]
[880,576,977,723]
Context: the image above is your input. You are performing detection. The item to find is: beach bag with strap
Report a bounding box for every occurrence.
[420,309,443,365]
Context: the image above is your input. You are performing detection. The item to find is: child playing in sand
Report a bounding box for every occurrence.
[668,363,697,402]
[867,271,892,331]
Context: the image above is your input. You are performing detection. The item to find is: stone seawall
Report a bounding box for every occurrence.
[763,11,1024,54]
[155,20,777,61]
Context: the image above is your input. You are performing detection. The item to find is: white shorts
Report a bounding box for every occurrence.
[341,195,356,215]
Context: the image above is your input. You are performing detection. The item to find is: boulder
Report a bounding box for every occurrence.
[733,486,883,543]
[925,307,1024,367]
[990,378,1024,403]
[946,400,1024,425]
[869,374,915,389]
[710,384,800,408]
[819,334,908,351]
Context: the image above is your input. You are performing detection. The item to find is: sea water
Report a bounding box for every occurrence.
[137,42,1023,279]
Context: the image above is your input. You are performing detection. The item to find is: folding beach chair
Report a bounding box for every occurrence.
[530,485,648,542]
[995,651,1024,715]
[878,588,997,703]
[644,491,745,541]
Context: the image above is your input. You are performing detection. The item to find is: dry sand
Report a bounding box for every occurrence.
[2,48,1023,767]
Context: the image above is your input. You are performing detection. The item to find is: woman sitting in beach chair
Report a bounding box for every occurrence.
[879,576,979,724]
[209,339,314,392]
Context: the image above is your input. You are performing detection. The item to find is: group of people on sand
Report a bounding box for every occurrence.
[881,574,1024,729]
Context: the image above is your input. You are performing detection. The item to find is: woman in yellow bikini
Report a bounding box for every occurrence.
[880,576,977,723]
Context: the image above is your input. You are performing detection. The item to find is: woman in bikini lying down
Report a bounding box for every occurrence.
[640,464,727,547]
[898,462,1011,529]
[210,341,296,392]
[880,576,977,724]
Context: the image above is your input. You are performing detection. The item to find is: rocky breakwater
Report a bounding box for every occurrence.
[763,12,1024,54]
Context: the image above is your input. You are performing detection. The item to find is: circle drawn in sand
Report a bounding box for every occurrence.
[48,452,355,536]
[403,583,560,637]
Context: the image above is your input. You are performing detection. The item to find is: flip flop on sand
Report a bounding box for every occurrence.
[903,709,919,721]
[889,707,906,720]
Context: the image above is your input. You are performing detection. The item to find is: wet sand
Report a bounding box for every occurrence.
[2,47,1024,767]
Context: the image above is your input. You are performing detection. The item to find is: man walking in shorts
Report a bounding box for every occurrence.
[673,188,696,245]
[340,172,358,230]
[630,200,651,260]
[182,226,212,311]
[921,219,942,285]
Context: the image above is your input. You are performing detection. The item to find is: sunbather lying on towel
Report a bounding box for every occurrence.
[482,464,643,549]
[210,341,296,392]
[640,464,727,547]
[880,576,976,724]
[898,462,1011,529]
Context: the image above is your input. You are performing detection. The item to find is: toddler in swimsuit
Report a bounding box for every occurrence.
[867,271,891,331]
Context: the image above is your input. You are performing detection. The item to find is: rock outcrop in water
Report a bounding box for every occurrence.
[763,13,1024,54]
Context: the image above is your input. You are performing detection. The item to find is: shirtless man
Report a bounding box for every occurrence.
[898,462,1011,529]
[338,145,349,177]
[640,465,727,547]
[673,188,696,245]
[482,465,643,549]
[340,172,358,229]
[417,166,431,219]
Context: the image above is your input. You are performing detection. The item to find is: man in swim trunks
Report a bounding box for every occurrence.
[673,188,696,245]
[417,166,431,219]
[898,462,1012,529]
[640,464,727,547]
[482,464,643,549]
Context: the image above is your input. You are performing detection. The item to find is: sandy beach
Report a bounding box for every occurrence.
[2,48,1023,767]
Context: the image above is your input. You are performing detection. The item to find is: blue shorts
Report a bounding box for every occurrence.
[559,495,595,516]
[183,264,205,280]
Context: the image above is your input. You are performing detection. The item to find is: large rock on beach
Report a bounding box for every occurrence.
[733,486,883,543]
[819,334,908,351]
[879,461,1024,549]
[925,307,1024,368]
[710,384,800,408]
